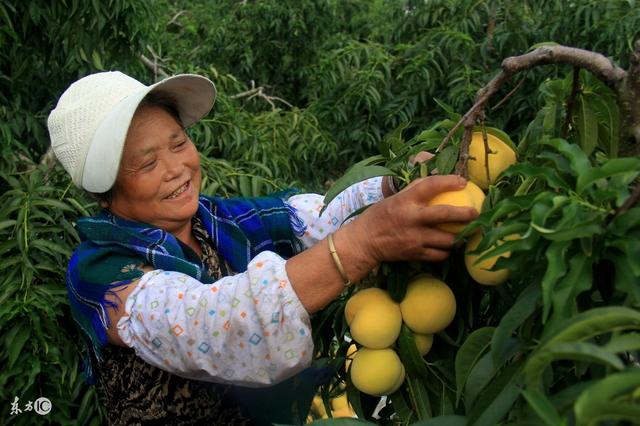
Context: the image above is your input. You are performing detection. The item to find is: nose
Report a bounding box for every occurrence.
[163,158,185,181]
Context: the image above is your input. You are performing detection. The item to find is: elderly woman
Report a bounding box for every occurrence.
[48,71,477,425]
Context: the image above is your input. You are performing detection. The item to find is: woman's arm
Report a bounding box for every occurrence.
[106,252,313,387]
[287,177,385,250]
[286,175,477,313]
[103,175,476,385]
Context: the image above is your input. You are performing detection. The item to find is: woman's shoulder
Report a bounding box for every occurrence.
[68,240,147,285]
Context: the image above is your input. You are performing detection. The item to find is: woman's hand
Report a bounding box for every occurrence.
[342,175,478,265]
[286,175,478,313]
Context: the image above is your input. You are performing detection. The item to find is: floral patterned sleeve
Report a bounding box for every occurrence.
[117,251,313,388]
[286,176,384,249]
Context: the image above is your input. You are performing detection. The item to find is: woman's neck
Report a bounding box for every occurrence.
[172,221,203,257]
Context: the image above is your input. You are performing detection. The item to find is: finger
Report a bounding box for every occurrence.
[420,228,457,249]
[421,247,451,262]
[406,175,468,201]
[418,204,479,225]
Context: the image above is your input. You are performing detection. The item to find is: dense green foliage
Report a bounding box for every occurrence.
[1,0,639,424]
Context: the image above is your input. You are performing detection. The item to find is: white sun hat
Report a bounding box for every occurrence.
[48,71,216,193]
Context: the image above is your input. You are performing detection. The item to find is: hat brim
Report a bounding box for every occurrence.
[82,74,216,193]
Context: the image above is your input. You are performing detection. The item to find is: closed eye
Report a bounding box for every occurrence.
[173,140,188,149]
[141,160,156,170]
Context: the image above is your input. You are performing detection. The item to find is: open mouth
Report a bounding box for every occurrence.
[165,180,190,199]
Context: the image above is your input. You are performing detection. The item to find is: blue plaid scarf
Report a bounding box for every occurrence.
[67,193,305,383]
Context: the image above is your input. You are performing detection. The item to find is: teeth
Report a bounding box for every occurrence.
[167,182,188,199]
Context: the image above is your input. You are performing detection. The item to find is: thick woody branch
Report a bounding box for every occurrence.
[438,44,628,174]
[501,45,626,90]
[619,40,640,156]
[561,67,581,139]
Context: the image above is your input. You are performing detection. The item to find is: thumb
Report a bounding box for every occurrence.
[405,175,468,202]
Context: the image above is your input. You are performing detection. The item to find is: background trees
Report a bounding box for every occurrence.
[1,0,639,424]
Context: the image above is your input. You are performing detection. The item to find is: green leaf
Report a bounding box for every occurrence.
[31,238,72,257]
[492,283,540,365]
[549,380,595,413]
[390,388,415,424]
[541,306,640,346]
[7,326,30,369]
[433,98,461,122]
[608,252,640,304]
[464,352,495,409]
[455,327,495,404]
[542,139,592,177]
[603,333,640,353]
[0,219,17,231]
[409,415,467,426]
[574,94,598,155]
[466,361,523,426]
[387,262,409,303]
[589,91,621,157]
[540,240,571,322]
[31,199,76,213]
[408,376,432,420]
[501,163,570,190]
[542,103,559,136]
[525,342,625,388]
[549,253,592,327]
[574,369,640,426]
[527,41,560,52]
[436,145,458,175]
[521,389,562,426]
[91,50,104,70]
[398,324,430,379]
[321,165,394,215]
[576,157,640,194]
[346,373,366,420]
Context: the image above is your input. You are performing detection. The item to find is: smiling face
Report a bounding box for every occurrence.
[107,104,201,234]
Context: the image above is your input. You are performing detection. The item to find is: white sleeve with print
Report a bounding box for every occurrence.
[287,176,384,249]
[117,251,313,388]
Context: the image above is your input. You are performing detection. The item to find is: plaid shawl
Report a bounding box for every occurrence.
[67,192,305,383]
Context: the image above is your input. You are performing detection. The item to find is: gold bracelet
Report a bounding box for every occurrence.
[327,233,352,287]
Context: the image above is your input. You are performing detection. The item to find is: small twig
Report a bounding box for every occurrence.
[561,67,581,139]
[480,114,491,184]
[230,80,293,111]
[139,54,169,80]
[491,77,526,111]
[454,125,475,178]
[437,70,510,153]
[167,10,187,26]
